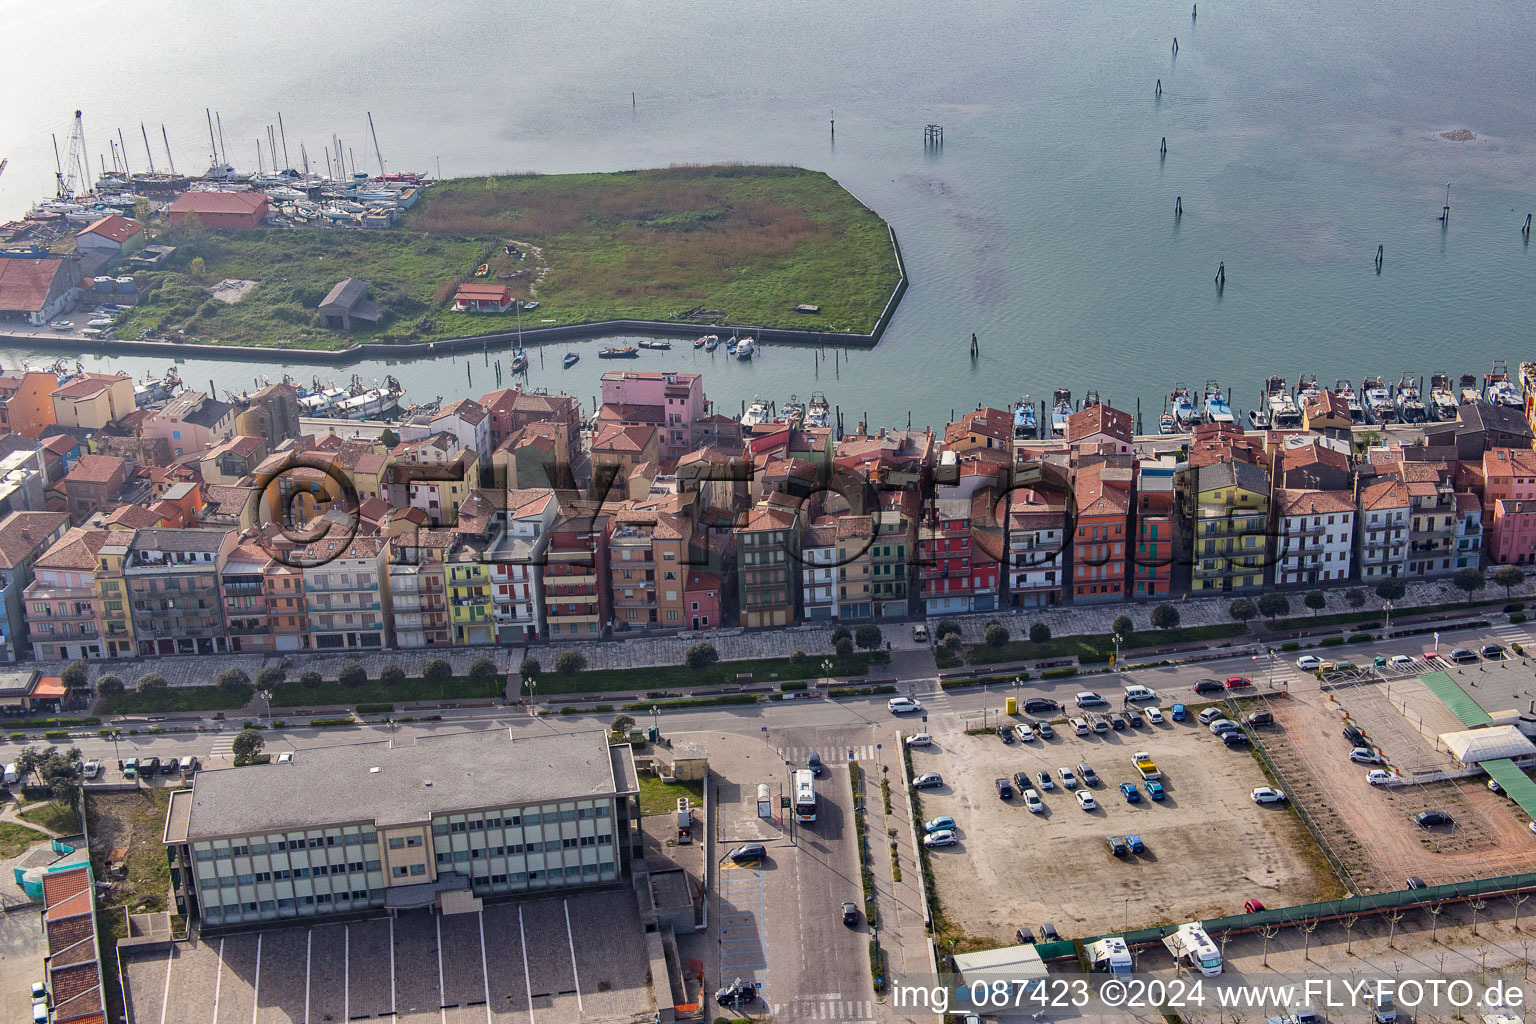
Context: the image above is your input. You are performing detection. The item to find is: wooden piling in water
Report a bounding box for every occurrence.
[1175,196,1182,217]
[1156,79,1162,96]
[1215,262,1225,287]
[1160,137,1167,158]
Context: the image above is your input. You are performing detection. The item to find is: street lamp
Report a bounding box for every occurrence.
[257,688,272,726]
[1112,632,1123,669]
[650,704,660,741]
[821,658,833,692]
[525,674,538,712]
[1384,600,1394,634]
[109,727,121,769]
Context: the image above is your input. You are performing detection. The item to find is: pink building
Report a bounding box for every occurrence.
[1488,499,1536,565]
[684,569,722,630]
[1483,449,1536,515]
[599,370,706,461]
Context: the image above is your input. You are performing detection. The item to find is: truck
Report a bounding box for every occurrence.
[1086,936,1134,974]
[1162,922,1223,976]
[1132,751,1161,780]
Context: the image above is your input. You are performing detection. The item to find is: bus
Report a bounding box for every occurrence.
[793,769,817,823]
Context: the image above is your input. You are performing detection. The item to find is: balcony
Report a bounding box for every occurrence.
[222,582,264,596]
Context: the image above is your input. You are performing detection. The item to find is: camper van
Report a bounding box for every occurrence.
[1163,922,1223,975]
[1086,936,1134,974]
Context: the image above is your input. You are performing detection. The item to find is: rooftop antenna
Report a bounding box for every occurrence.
[278,112,291,171]
[141,124,157,176]
[161,124,176,174]
[367,111,385,178]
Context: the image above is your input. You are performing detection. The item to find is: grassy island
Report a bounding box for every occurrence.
[118,165,901,350]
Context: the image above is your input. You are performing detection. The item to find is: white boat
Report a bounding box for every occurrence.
[1262,375,1301,430]
[1395,374,1427,424]
[805,391,831,429]
[741,397,771,428]
[1050,388,1072,438]
[1169,383,1200,429]
[735,337,757,360]
[1361,376,1396,424]
[1427,374,1459,421]
[1203,381,1234,425]
[1335,379,1363,422]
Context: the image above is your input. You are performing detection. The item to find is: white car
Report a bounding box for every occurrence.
[276,751,294,764]
[87,317,116,327]
[81,759,101,779]
[1014,723,1036,743]
[1389,655,1414,669]
[888,697,923,714]
[1251,787,1287,805]
[1069,716,1089,736]
[1145,706,1165,724]
[1035,770,1055,791]
[1209,718,1238,736]
[1349,747,1383,765]
[1075,790,1097,811]
[1296,655,1323,671]
[1366,769,1394,786]
[1075,691,1108,708]
[1124,685,1158,702]
[905,733,932,747]
[1058,767,1078,789]
[923,829,958,848]
[1023,788,1044,813]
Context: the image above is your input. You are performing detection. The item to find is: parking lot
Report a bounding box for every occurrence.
[910,693,1336,942]
[120,894,654,1024]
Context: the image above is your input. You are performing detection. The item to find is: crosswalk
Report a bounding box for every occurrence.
[770,995,876,1022]
[777,745,884,765]
[208,732,238,758]
[1491,622,1531,647]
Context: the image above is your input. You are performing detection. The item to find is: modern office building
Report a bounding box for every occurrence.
[163,729,640,929]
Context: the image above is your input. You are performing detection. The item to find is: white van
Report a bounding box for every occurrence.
[3,762,18,785]
[179,756,199,775]
[1123,685,1158,702]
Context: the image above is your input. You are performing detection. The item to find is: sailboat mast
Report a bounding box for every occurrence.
[368,111,385,177]
[118,128,131,178]
[161,124,176,174]
[277,112,290,171]
[141,124,157,175]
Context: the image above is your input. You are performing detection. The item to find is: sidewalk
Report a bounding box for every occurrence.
[862,735,935,1023]
[31,647,524,689]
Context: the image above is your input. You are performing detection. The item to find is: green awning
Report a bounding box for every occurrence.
[1418,670,1493,727]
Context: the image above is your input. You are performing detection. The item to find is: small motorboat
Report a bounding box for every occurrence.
[1050,388,1072,438]
[563,352,579,368]
[1395,374,1427,424]
[704,335,720,352]
[805,392,830,429]
[1428,373,1458,421]
[1013,395,1038,439]
[741,397,771,428]
[1159,411,1177,435]
[1362,376,1396,424]
[511,348,529,373]
[1335,379,1363,422]
[599,346,639,359]
[1169,383,1200,429]
[1247,408,1271,429]
[736,337,757,360]
[639,338,671,350]
[1203,381,1234,425]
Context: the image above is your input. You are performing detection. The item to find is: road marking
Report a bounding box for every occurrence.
[210,937,224,1024]
[562,898,584,1015]
[251,932,262,1024]
[437,913,447,1023]
[518,903,536,1023]
[304,928,312,1024]
[477,909,493,1024]
[389,914,398,1016]
[158,946,173,1024]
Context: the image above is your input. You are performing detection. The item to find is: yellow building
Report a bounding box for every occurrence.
[447,539,494,645]
[93,533,135,658]
[1192,460,1271,592]
[50,373,136,431]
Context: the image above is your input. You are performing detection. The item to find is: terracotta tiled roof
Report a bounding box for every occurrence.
[1359,478,1410,510]
[41,865,90,908]
[1067,404,1134,443]
[0,257,71,313]
[1277,488,1355,517]
[0,510,69,569]
[593,423,657,453]
[168,191,267,216]
[435,397,488,426]
[34,527,111,570]
[65,454,126,485]
[77,214,144,244]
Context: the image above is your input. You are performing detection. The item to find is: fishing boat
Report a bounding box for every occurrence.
[782,394,807,424]
[1335,379,1363,423]
[132,366,183,409]
[510,348,529,373]
[1159,410,1177,435]
[1295,373,1322,409]
[1049,388,1072,438]
[735,337,757,360]
[599,346,639,359]
[1488,359,1522,407]
[1361,376,1396,424]
[1261,375,1301,430]
[741,397,772,428]
[638,339,671,350]
[562,352,579,369]
[1202,381,1234,425]
[1394,374,1427,423]
[1247,407,1271,429]
[1427,374,1459,421]
[1168,383,1200,430]
[805,392,831,429]
[333,374,406,420]
[1459,373,1482,405]
[1012,395,1039,440]
[704,335,720,352]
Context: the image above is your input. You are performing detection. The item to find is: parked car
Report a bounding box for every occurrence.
[1170,702,1186,721]
[1108,712,1127,730]
[1350,747,1383,764]
[276,751,294,764]
[716,978,755,1006]
[1013,772,1032,792]
[1124,834,1146,853]
[1075,790,1097,811]
[906,733,932,747]
[1245,710,1273,726]
[142,756,161,774]
[1144,779,1165,800]
[1244,899,1266,913]
[729,844,767,863]
[81,759,101,780]
[842,901,860,926]
[1040,923,1060,942]
[1489,778,1506,795]
[995,777,1014,799]
[1194,679,1225,694]
[1089,713,1109,734]
[1023,697,1060,714]
[1024,788,1044,813]
[1035,770,1055,790]
[1075,691,1108,708]
[1343,725,1367,745]
[1450,647,1478,664]
[888,697,923,714]
[1119,782,1141,803]
[1015,723,1036,742]
[1225,675,1253,689]
[1035,721,1056,739]
[1077,763,1101,786]
[923,829,958,848]
[1058,767,1078,789]
[1146,706,1165,724]
[160,756,180,776]
[1014,927,1036,944]
[1366,769,1394,785]
[1221,730,1250,747]
[1208,718,1238,736]
[1106,834,1128,856]
[914,772,944,789]
[1251,787,1287,805]
[1482,643,1507,660]
[1296,655,1323,671]
[1124,685,1158,702]
[1406,876,1426,889]
[997,724,1015,744]
[924,815,957,833]
[911,624,929,642]
[1388,655,1414,669]
[1070,717,1090,736]
[1124,708,1143,727]
[1414,810,1454,829]
[1198,707,1226,725]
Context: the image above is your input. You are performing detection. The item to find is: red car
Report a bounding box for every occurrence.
[1244,899,1266,913]
[1225,675,1253,689]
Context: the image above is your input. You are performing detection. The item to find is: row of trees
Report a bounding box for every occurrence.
[1226,566,1523,623]
[92,657,504,698]
[11,745,85,813]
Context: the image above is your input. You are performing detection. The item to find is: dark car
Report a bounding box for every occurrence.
[807,753,825,776]
[997,724,1015,744]
[1035,721,1056,739]
[1012,772,1032,791]
[141,756,161,775]
[1194,679,1225,694]
[841,901,860,926]
[1449,647,1478,664]
[1015,926,1036,944]
[1482,644,1507,660]
[1040,923,1060,942]
[1108,713,1127,730]
[1343,725,1367,745]
[1415,810,1453,829]
[729,844,767,864]
[1077,763,1101,786]
[1124,709,1143,727]
[1407,876,1426,889]
[1023,698,1060,714]
[1222,730,1251,747]
[995,778,1014,799]
[1106,835,1128,856]
[160,756,181,776]
[1246,710,1273,726]
[715,978,755,1006]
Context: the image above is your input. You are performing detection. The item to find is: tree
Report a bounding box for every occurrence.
[299,669,323,689]
[983,623,1010,648]
[337,663,368,688]
[255,667,286,690]
[217,668,251,694]
[188,255,207,277]
[61,660,88,689]
[132,197,150,224]
[1341,913,1359,956]
[1344,588,1367,608]
[1228,597,1257,623]
[854,624,883,651]
[684,642,719,670]
[1376,578,1406,602]
[135,672,168,693]
[14,746,42,787]
[1029,622,1051,644]
[834,636,855,659]
[831,626,853,646]
[1304,591,1327,617]
[468,656,499,683]
[96,674,124,696]
[610,715,635,737]
[1452,568,1486,599]
[380,665,406,688]
[1256,593,1290,619]
[1493,565,1525,600]
[423,658,454,685]
[518,657,542,679]
[231,728,265,764]
[1112,614,1134,637]
[935,619,962,641]
[379,427,400,449]
[788,649,806,666]
[554,650,586,677]
[1150,604,1180,631]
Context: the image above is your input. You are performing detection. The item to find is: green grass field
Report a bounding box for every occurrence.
[269,674,501,707]
[98,685,252,714]
[533,652,871,695]
[119,165,899,349]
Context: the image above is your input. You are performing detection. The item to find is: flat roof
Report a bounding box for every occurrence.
[180,729,631,840]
